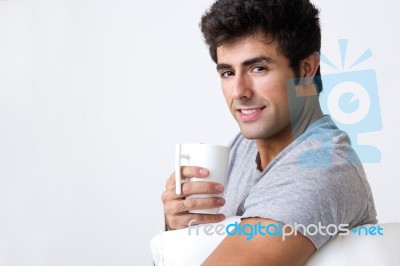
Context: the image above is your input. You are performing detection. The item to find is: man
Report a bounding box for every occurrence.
[161,0,377,265]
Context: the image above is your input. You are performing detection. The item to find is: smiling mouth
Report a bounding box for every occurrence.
[238,107,266,114]
[236,107,266,122]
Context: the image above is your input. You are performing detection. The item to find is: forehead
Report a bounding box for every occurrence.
[216,34,283,64]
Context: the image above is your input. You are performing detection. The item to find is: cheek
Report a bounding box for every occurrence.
[257,78,291,117]
[270,88,289,110]
[256,77,287,100]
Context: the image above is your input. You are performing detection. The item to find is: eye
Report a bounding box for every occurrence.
[220,70,234,78]
[252,66,267,73]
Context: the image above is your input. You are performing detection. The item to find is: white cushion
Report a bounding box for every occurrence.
[150,217,400,266]
[151,216,241,266]
[306,222,400,266]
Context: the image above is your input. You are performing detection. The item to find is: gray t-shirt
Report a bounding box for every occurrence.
[219,115,377,249]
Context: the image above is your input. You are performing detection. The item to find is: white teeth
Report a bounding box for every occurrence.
[241,109,259,115]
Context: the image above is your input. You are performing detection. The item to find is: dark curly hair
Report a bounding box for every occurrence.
[200,0,323,93]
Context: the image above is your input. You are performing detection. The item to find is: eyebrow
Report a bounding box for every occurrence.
[216,56,275,71]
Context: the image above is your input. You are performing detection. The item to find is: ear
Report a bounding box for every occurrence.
[299,52,320,85]
[295,52,320,97]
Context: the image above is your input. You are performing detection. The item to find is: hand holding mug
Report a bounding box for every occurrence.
[161,143,230,230]
[162,166,226,230]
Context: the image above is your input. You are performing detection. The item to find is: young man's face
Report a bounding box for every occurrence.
[216,34,295,141]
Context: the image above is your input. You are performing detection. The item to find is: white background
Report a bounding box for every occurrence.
[0,0,399,265]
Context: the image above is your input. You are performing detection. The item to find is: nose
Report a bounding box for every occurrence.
[232,73,252,100]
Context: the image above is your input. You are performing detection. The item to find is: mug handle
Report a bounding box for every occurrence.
[175,143,189,194]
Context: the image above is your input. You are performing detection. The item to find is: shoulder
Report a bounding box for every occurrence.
[268,116,369,203]
[242,116,377,248]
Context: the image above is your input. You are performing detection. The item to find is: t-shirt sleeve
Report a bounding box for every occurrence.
[241,151,371,249]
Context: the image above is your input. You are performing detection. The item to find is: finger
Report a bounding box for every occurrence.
[165,172,176,189]
[185,213,226,226]
[165,197,225,215]
[165,166,208,187]
[181,166,209,179]
[165,167,210,191]
[169,213,226,229]
[181,181,224,196]
[161,189,185,204]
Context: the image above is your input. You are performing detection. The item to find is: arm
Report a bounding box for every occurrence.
[202,217,315,266]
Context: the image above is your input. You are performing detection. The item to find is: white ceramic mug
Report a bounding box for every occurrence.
[175,143,230,214]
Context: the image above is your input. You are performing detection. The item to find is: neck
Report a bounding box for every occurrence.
[255,124,293,171]
[256,100,323,171]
